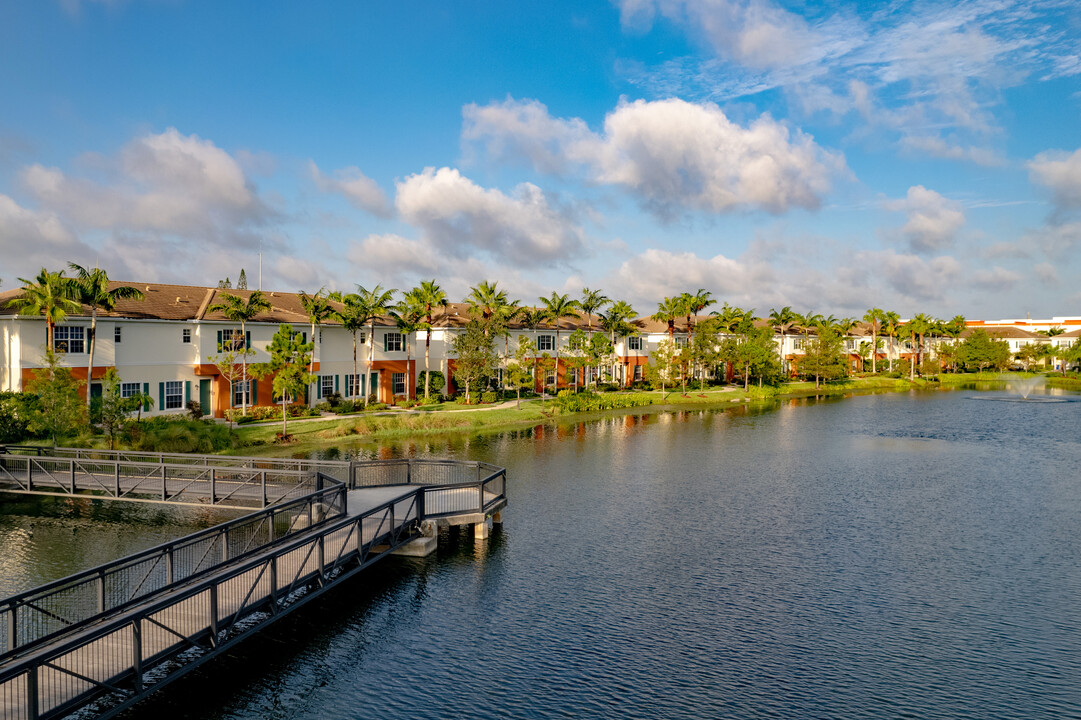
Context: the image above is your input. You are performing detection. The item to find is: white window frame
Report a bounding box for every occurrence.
[633,364,643,381]
[346,374,362,398]
[544,369,556,386]
[321,375,335,397]
[384,332,403,352]
[164,381,184,410]
[120,382,141,399]
[537,335,554,352]
[222,328,245,351]
[232,380,252,407]
[627,336,642,351]
[182,328,191,344]
[114,326,122,343]
[392,372,406,395]
[53,325,85,354]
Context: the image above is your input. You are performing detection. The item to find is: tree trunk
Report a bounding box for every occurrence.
[241,321,248,416]
[309,321,317,407]
[424,332,431,399]
[352,334,358,401]
[365,322,374,407]
[282,395,288,437]
[86,308,97,410]
[909,331,916,381]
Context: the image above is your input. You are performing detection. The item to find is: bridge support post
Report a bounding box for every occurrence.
[492,511,503,525]
[69,461,76,495]
[26,665,38,720]
[113,463,120,497]
[474,517,492,540]
[131,620,143,692]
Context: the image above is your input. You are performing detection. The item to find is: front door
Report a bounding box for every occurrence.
[199,379,211,415]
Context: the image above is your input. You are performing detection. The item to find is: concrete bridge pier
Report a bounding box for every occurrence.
[391,519,439,557]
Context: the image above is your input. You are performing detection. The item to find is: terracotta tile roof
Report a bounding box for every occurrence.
[960,326,1043,340]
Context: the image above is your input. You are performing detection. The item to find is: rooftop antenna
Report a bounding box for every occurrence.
[258,239,262,291]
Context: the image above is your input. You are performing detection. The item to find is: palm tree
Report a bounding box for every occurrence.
[683,288,715,340]
[495,299,522,389]
[909,313,936,378]
[538,292,581,390]
[391,296,424,401]
[862,308,884,373]
[357,284,397,407]
[7,268,81,350]
[651,296,682,340]
[519,307,548,395]
[600,300,636,385]
[579,287,610,331]
[465,280,508,337]
[207,290,272,416]
[299,288,334,405]
[331,292,366,400]
[882,311,901,372]
[68,264,146,410]
[768,306,800,375]
[408,280,448,400]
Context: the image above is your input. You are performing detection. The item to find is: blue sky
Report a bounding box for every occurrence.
[2,0,1080,319]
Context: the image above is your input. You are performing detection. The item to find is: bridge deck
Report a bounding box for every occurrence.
[0,450,507,720]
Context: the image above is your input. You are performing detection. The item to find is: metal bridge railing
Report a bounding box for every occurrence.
[0,455,321,509]
[0,480,347,661]
[0,486,419,720]
[348,458,505,489]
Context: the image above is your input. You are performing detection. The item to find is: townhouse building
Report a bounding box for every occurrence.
[2,282,1078,418]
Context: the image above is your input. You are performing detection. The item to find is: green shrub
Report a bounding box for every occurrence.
[366,403,388,412]
[397,398,418,409]
[417,394,443,406]
[0,392,40,443]
[416,371,446,394]
[125,416,237,453]
[480,391,500,404]
[553,390,652,413]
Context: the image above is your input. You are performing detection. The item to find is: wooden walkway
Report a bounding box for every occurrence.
[0,450,507,720]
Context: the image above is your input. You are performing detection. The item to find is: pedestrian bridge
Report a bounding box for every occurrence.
[0,447,507,720]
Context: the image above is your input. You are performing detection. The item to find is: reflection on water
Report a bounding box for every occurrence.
[8,387,1081,720]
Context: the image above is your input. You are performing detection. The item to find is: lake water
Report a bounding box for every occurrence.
[6,388,1081,718]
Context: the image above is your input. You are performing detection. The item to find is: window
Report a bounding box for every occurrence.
[221,329,245,351]
[346,374,362,397]
[114,326,122,343]
[544,369,556,386]
[537,335,554,351]
[182,329,191,344]
[164,381,183,410]
[627,336,642,351]
[321,375,335,397]
[384,333,403,352]
[568,368,578,385]
[675,337,688,349]
[53,326,85,354]
[358,332,366,345]
[392,372,406,395]
[121,382,141,399]
[633,364,643,381]
[232,380,251,407]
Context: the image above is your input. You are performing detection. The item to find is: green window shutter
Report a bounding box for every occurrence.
[383,334,388,352]
[158,383,165,410]
[246,331,251,350]
[143,382,150,412]
[217,330,222,352]
[334,375,339,393]
[317,378,322,399]
[251,379,258,404]
[184,381,191,405]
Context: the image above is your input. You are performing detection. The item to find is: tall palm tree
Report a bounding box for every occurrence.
[495,299,522,388]
[357,284,397,407]
[299,288,334,405]
[207,290,271,416]
[391,296,425,401]
[768,306,800,374]
[683,288,715,339]
[331,292,366,400]
[519,307,548,393]
[909,313,936,378]
[651,296,682,340]
[600,300,636,384]
[7,268,81,350]
[68,264,145,409]
[579,287,610,331]
[408,280,448,399]
[465,280,508,337]
[538,292,581,390]
[862,308,884,373]
[882,311,901,372]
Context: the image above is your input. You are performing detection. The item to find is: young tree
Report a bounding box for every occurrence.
[207,290,272,416]
[535,352,556,408]
[648,338,680,402]
[208,346,256,427]
[358,284,397,407]
[538,292,581,389]
[27,349,86,446]
[1058,339,1081,374]
[587,332,615,385]
[237,269,248,290]
[298,289,334,406]
[506,336,536,409]
[67,264,145,410]
[450,321,497,404]
[97,368,134,450]
[799,326,846,388]
[253,324,314,438]
[410,280,448,400]
[565,329,590,392]
[957,330,1011,372]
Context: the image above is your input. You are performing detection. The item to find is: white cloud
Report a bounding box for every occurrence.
[1028,148,1081,210]
[900,136,1004,167]
[0,194,107,284]
[464,97,845,217]
[347,233,441,278]
[20,128,270,244]
[969,266,1021,291]
[394,167,585,265]
[885,186,965,254]
[309,161,392,218]
[609,248,776,309]
[861,249,962,304]
[1033,262,1058,285]
[1023,220,1081,259]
